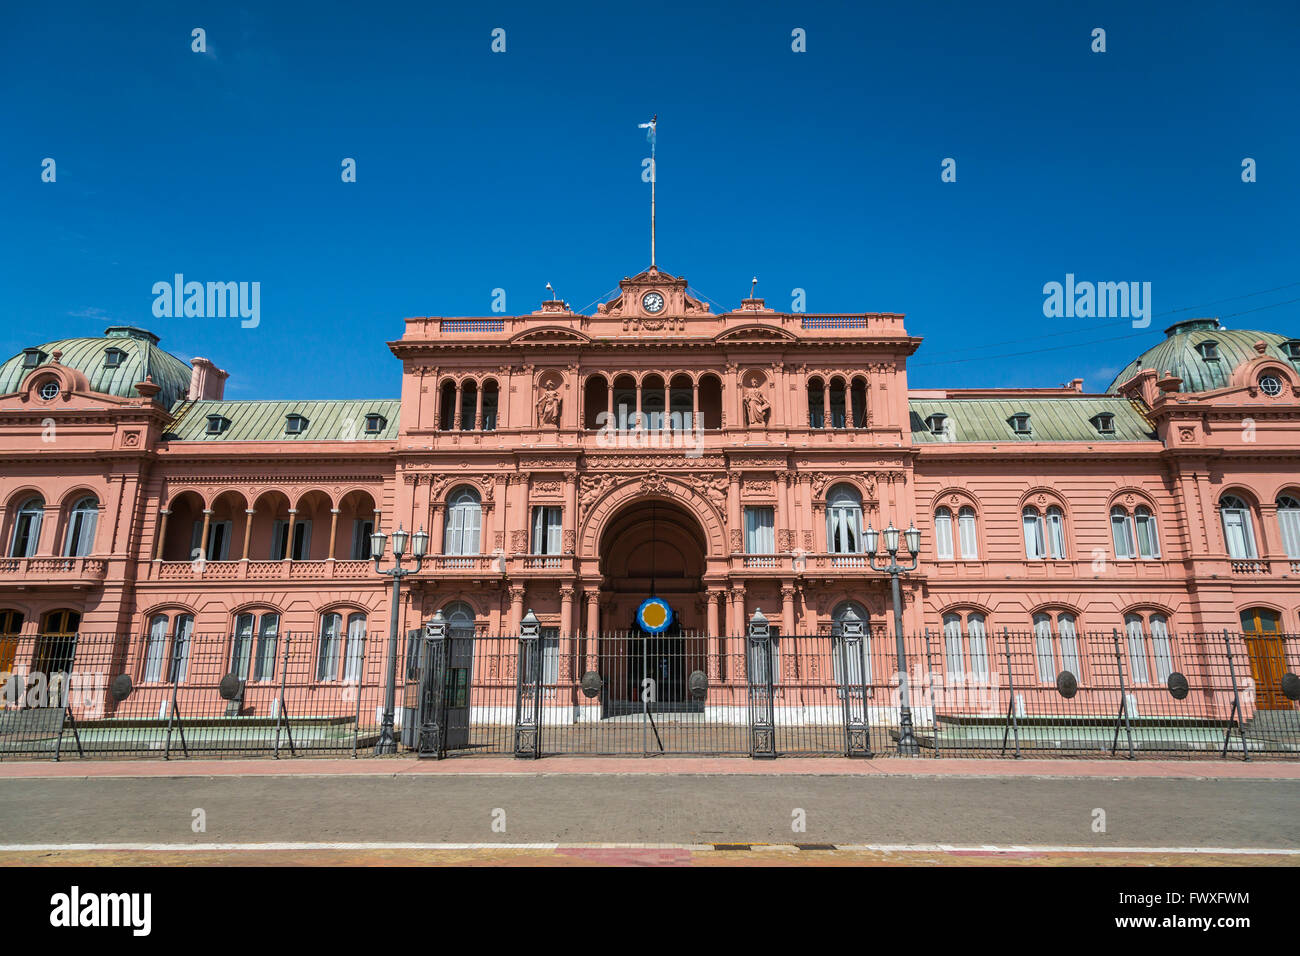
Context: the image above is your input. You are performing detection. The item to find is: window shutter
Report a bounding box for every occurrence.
[934,510,954,560]
[967,615,989,681]
[1125,616,1150,684]
[1057,614,1080,676]
[1033,614,1055,683]
[466,502,481,554]
[1280,506,1300,559]
[547,508,562,555]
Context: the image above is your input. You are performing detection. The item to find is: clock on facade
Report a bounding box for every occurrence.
[641,291,665,314]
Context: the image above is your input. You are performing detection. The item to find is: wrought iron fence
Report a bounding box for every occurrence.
[0,629,396,759]
[2,622,1297,760]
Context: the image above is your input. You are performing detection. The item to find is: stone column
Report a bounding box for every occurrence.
[453,382,463,429]
[781,583,796,635]
[563,472,577,553]
[560,585,575,639]
[199,509,213,560]
[284,509,297,560]
[585,590,600,640]
[474,384,483,430]
[327,508,339,560]
[241,509,254,560]
[430,503,446,556]
[154,509,170,560]
[508,585,526,633]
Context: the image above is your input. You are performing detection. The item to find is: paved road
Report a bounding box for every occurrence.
[2,773,1296,850]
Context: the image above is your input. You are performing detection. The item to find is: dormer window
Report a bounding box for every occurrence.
[285,414,308,435]
[1196,341,1220,361]
[1283,340,1300,360]
[364,413,386,434]
[103,348,126,368]
[1008,413,1032,435]
[1091,413,1115,434]
[22,349,46,368]
[205,415,230,435]
[925,413,948,436]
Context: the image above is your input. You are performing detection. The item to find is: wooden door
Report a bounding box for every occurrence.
[1241,608,1287,709]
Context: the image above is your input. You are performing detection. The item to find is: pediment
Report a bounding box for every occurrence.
[714,324,798,345]
[508,326,592,346]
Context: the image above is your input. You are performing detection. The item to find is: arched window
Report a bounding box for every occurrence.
[438,381,457,429]
[142,612,192,683]
[1277,495,1300,559]
[826,484,862,554]
[1219,495,1257,559]
[828,379,847,428]
[1123,611,1173,685]
[942,612,989,682]
[481,381,499,431]
[444,488,482,556]
[1022,507,1045,560]
[459,380,478,431]
[830,601,871,688]
[318,611,367,681]
[63,496,98,557]
[1044,506,1066,558]
[443,601,477,639]
[807,379,825,428]
[143,613,169,682]
[9,496,43,557]
[1032,611,1081,683]
[934,507,954,560]
[232,611,279,682]
[957,506,979,559]
[1111,505,1160,560]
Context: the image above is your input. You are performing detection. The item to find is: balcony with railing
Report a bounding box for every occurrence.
[0,556,109,587]
[148,559,374,582]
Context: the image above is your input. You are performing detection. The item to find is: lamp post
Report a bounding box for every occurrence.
[864,520,922,756]
[371,524,429,754]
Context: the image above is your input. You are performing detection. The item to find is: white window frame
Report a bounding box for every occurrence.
[531,506,563,555]
[444,489,482,555]
[826,487,862,555]
[1022,507,1046,560]
[957,506,979,559]
[10,497,44,558]
[63,497,99,557]
[1219,496,1257,559]
[745,506,775,554]
[933,507,954,560]
[1276,495,1300,559]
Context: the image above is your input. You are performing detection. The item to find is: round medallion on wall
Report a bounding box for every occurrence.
[636,597,673,634]
[641,291,665,314]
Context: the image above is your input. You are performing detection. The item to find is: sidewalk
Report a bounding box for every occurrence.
[1,755,1298,779]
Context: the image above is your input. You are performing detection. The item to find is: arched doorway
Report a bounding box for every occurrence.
[597,497,708,713]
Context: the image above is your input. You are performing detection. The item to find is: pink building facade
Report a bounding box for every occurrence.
[1,267,1299,736]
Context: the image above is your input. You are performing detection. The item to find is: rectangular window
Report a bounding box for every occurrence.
[1222,509,1255,559]
[352,519,373,560]
[531,506,563,554]
[744,507,775,554]
[1046,511,1066,559]
[1058,614,1081,678]
[143,615,168,682]
[934,511,954,560]
[291,520,312,560]
[253,614,279,681]
[11,510,42,558]
[169,615,193,683]
[231,614,255,679]
[958,510,978,559]
[343,614,366,682]
[64,509,98,557]
[1124,615,1150,684]
[943,614,964,682]
[206,520,232,561]
[1033,615,1055,683]
[1111,511,1135,559]
[1150,616,1173,684]
[317,613,342,681]
[271,520,289,560]
[1281,508,1300,559]
[1023,513,1045,560]
[967,615,989,681]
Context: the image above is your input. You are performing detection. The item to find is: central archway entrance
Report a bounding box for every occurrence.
[597,497,708,714]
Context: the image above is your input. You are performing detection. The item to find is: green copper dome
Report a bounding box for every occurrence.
[1107,318,1300,393]
[0,326,193,407]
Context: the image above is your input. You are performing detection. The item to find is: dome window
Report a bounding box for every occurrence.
[38,380,60,400]
[364,413,386,434]
[205,415,230,435]
[22,349,47,368]
[925,413,948,436]
[1283,340,1300,361]
[1008,412,1032,435]
[1196,341,1220,361]
[1091,412,1115,434]
[1259,374,1283,397]
[285,413,309,435]
[103,348,126,368]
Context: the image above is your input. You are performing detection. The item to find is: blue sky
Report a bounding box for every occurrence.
[3,0,1298,398]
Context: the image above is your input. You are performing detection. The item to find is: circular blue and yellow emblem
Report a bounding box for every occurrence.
[636,597,673,634]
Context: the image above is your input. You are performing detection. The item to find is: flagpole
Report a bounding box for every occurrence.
[650,116,656,267]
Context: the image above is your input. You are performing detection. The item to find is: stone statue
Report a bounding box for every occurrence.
[743,386,770,426]
[536,383,561,426]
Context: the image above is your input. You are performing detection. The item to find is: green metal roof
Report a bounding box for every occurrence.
[910,396,1156,443]
[165,399,400,442]
[0,326,192,407]
[1107,319,1300,393]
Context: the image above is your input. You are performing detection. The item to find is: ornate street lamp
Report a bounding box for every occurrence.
[864,520,922,755]
[372,524,428,754]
